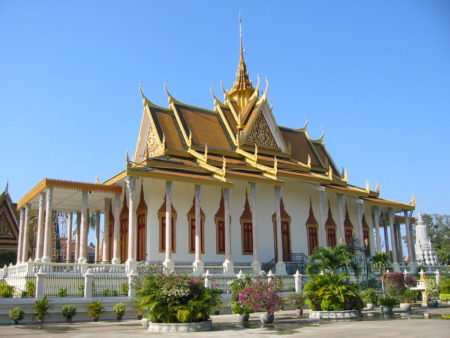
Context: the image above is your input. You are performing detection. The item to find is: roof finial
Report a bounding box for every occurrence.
[4,180,8,193]
[239,11,244,62]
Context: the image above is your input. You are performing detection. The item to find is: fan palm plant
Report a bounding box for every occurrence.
[306,245,354,275]
[370,252,392,295]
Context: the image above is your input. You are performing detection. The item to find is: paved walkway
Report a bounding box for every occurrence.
[2,307,450,337]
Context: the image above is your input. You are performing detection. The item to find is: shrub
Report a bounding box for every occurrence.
[87,300,104,321]
[137,271,221,323]
[21,280,35,298]
[238,277,283,314]
[34,296,52,322]
[9,307,25,323]
[439,276,450,294]
[0,282,14,298]
[303,273,363,311]
[425,278,440,301]
[61,305,77,320]
[113,303,126,319]
[379,295,399,307]
[120,283,129,295]
[361,288,379,305]
[384,272,417,298]
[230,277,254,315]
[401,289,420,303]
[57,288,68,297]
[439,293,450,301]
[78,283,84,296]
[287,293,305,309]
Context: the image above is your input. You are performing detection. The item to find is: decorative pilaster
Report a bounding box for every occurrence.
[78,190,88,264]
[126,176,137,271]
[373,206,382,252]
[404,211,415,269]
[356,199,365,245]
[95,210,100,263]
[66,213,73,263]
[42,187,53,263]
[388,209,399,271]
[274,186,287,275]
[249,183,261,272]
[75,212,81,261]
[318,187,327,247]
[222,188,234,275]
[35,192,46,262]
[16,208,24,264]
[337,194,346,244]
[111,194,121,264]
[163,181,174,271]
[193,185,204,274]
[22,203,31,262]
[102,199,111,263]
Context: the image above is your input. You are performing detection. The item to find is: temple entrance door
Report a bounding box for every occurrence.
[281,221,291,261]
[120,218,128,263]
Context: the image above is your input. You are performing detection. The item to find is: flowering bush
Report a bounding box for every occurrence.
[137,268,221,323]
[287,293,305,309]
[230,277,254,315]
[384,272,417,298]
[237,277,283,314]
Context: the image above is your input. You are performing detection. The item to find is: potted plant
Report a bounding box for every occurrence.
[34,296,52,323]
[426,279,440,308]
[378,295,398,314]
[87,300,104,321]
[230,277,253,322]
[400,289,418,311]
[113,303,126,320]
[361,288,379,310]
[9,307,25,325]
[287,293,305,317]
[61,305,77,322]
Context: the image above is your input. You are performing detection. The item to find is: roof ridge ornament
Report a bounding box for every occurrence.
[327,165,333,180]
[375,182,380,194]
[164,81,175,104]
[299,115,309,131]
[365,180,370,193]
[410,194,416,207]
[343,168,348,183]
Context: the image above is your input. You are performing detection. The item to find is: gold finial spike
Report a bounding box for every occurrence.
[410,194,416,207]
[239,11,244,62]
[230,13,253,93]
[95,176,100,184]
[375,182,380,193]
[365,180,370,193]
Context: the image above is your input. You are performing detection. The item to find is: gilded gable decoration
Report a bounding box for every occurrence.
[245,114,279,150]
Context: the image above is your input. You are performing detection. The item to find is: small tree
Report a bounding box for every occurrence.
[370,252,392,295]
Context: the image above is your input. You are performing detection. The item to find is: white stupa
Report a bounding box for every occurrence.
[414,212,439,266]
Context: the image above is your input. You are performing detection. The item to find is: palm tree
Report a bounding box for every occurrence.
[370,252,392,295]
[306,245,354,275]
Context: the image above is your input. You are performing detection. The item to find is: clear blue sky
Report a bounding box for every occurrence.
[1,0,449,217]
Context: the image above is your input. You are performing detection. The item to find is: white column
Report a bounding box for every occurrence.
[102,199,111,263]
[75,212,81,261]
[126,176,137,270]
[388,209,399,271]
[193,184,204,274]
[404,211,414,262]
[356,199,365,245]
[222,188,234,274]
[249,182,261,272]
[35,192,46,262]
[163,181,174,271]
[274,185,287,275]
[337,194,346,244]
[111,194,121,264]
[17,208,25,264]
[373,206,382,252]
[66,213,73,262]
[78,191,88,264]
[95,210,100,263]
[318,187,327,247]
[42,187,53,263]
[409,219,416,262]
[22,204,31,262]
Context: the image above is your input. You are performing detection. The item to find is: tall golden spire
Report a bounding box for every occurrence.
[228,14,254,107]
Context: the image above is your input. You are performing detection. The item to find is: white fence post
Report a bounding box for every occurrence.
[204,270,211,288]
[84,269,94,298]
[294,270,303,293]
[435,270,441,285]
[35,268,46,299]
[267,270,275,284]
[128,269,137,298]
[236,270,244,280]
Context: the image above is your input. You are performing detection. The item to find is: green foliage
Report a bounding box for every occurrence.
[230,276,253,314]
[440,293,450,301]
[61,305,77,319]
[137,269,221,323]
[78,283,84,296]
[120,283,129,295]
[34,296,53,322]
[306,245,354,275]
[20,280,35,298]
[57,288,68,297]
[402,289,420,303]
[9,307,25,322]
[425,278,440,301]
[370,252,392,273]
[0,281,14,298]
[113,303,126,317]
[102,288,119,296]
[423,213,450,264]
[361,288,379,305]
[379,295,399,307]
[439,275,450,294]
[303,273,363,311]
[87,300,104,319]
